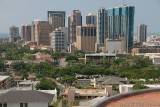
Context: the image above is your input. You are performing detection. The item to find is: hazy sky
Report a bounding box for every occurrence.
[0,0,159,33]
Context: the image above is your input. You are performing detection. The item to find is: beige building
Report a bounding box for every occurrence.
[76,25,96,52]
[32,21,52,46]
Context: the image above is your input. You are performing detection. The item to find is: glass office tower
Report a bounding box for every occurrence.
[107,6,135,52]
[97,8,107,46]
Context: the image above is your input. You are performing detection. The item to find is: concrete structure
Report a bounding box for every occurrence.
[21,25,32,42]
[93,88,160,107]
[86,13,97,25]
[50,28,67,52]
[138,24,147,43]
[105,39,126,54]
[132,47,160,54]
[62,87,110,102]
[48,11,65,30]
[68,10,82,43]
[0,90,55,107]
[32,21,52,46]
[85,53,116,64]
[76,25,96,52]
[9,26,20,42]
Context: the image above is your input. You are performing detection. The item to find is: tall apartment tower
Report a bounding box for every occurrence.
[96,8,108,47]
[50,28,67,52]
[86,13,97,25]
[21,25,31,42]
[76,25,97,52]
[138,24,147,43]
[68,10,82,43]
[48,11,65,30]
[9,26,20,42]
[32,21,52,46]
[106,5,135,53]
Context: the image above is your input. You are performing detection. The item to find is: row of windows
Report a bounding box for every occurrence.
[0,103,28,107]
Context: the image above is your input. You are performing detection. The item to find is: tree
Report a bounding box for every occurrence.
[133,82,149,90]
[36,78,57,90]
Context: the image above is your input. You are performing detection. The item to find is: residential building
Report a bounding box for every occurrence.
[0,90,55,107]
[0,76,14,90]
[9,26,20,42]
[86,13,97,25]
[50,28,67,52]
[138,24,147,43]
[48,11,65,30]
[68,10,82,43]
[132,47,160,54]
[106,5,135,53]
[76,25,96,52]
[32,21,52,46]
[21,25,31,42]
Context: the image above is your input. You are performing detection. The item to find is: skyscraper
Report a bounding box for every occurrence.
[97,8,107,46]
[106,5,135,52]
[32,21,52,46]
[48,11,65,30]
[21,25,31,42]
[86,13,97,25]
[138,24,147,43]
[68,10,82,43]
[9,26,20,42]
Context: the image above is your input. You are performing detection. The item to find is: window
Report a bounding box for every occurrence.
[20,103,28,107]
[0,103,7,107]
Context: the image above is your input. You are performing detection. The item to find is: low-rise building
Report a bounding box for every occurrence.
[0,90,55,107]
[85,53,116,64]
[0,76,14,89]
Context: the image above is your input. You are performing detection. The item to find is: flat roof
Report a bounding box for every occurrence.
[85,53,116,57]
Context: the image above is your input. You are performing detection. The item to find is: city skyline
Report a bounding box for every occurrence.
[0,0,160,34]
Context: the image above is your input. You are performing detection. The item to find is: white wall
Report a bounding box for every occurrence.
[7,102,49,107]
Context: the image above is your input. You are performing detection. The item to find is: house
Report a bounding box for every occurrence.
[0,90,55,107]
[0,76,14,89]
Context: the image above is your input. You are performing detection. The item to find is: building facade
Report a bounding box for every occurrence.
[48,11,65,31]
[50,28,67,52]
[21,25,32,42]
[32,21,52,46]
[86,13,97,25]
[97,8,107,46]
[68,10,82,43]
[138,24,147,43]
[106,6,135,53]
[76,25,96,52]
[9,26,20,42]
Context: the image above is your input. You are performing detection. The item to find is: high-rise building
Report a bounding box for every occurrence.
[21,25,31,42]
[76,25,96,52]
[50,28,67,52]
[32,21,52,46]
[48,11,65,30]
[86,13,97,25]
[106,5,135,52]
[68,10,82,43]
[138,24,147,43]
[96,8,108,46]
[9,26,20,42]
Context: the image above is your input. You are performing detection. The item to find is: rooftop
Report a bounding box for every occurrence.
[0,90,54,103]
[0,75,10,81]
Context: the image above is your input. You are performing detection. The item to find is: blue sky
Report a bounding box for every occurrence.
[0,0,159,33]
